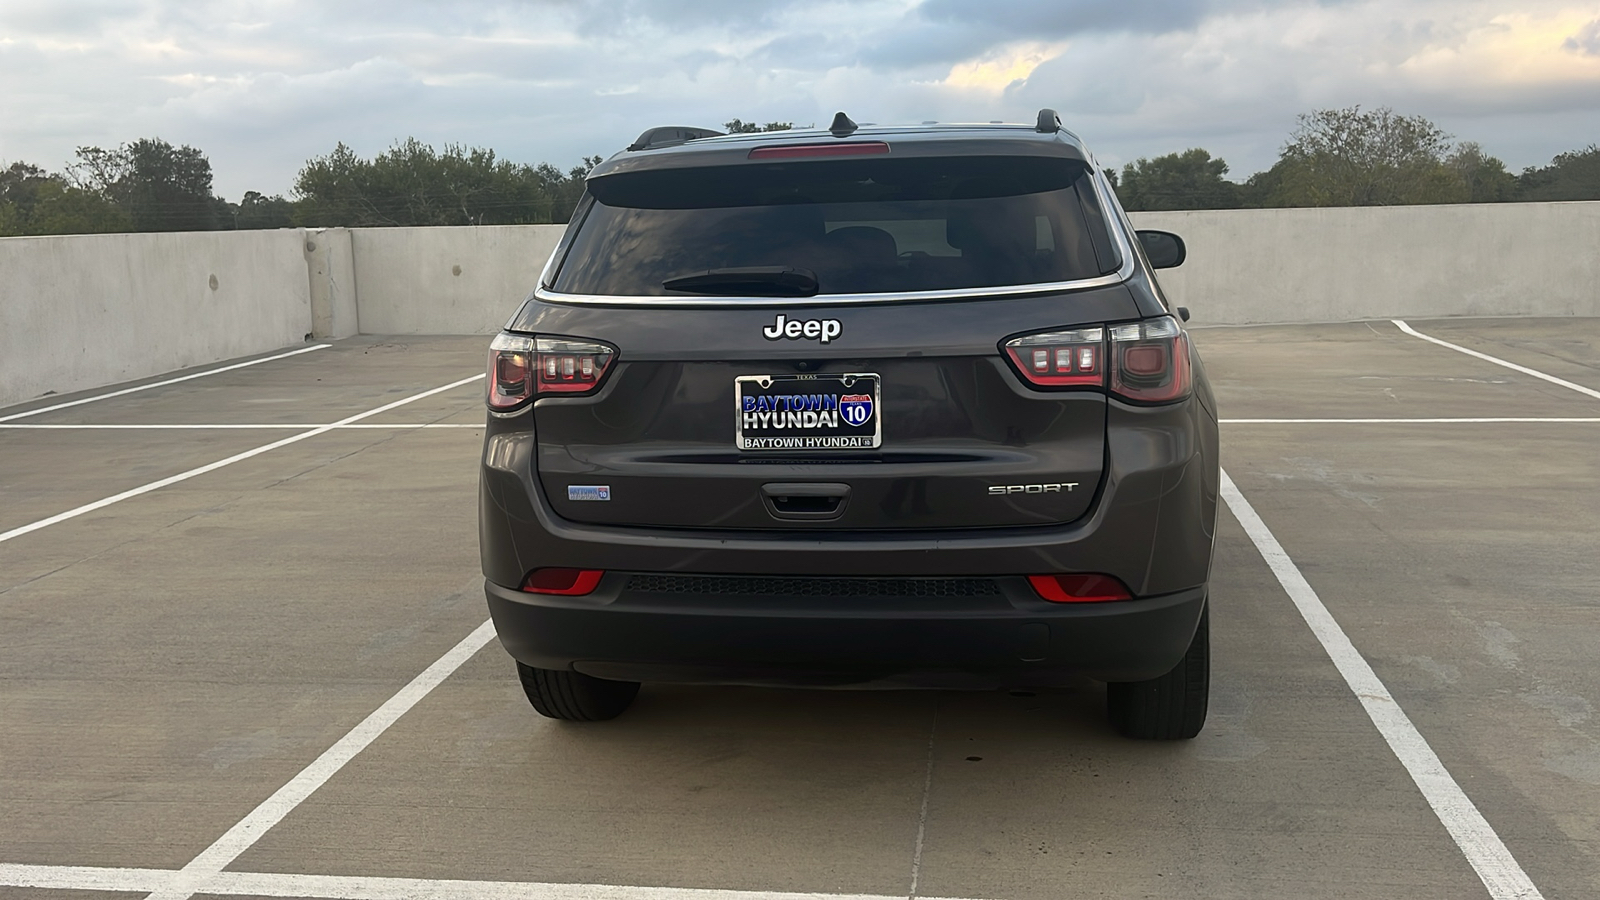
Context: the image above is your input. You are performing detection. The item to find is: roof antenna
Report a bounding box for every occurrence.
[1035,108,1062,134]
[829,111,858,138]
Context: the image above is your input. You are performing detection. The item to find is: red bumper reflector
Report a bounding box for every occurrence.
[521,568,604,596]
[1028,574,1133,603]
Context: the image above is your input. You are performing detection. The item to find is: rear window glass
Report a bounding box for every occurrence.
[550,156,1116,297]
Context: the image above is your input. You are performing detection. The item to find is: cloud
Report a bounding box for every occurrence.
[918,0,1219,37]
[1,0,1597,198]
[943,42,1069,92]
[1564,18,1600,56]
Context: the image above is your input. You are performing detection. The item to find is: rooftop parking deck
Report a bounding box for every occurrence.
[1,318,1597,900]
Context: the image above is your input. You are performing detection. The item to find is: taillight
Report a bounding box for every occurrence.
[1028,574,1132,603]
[1109,317,1190,403]
[1001,316,1190,403]
[487,333,616,408]
[520,568,605,595]
[1002,326,1104,386]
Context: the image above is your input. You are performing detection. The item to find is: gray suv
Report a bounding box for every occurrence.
[479,110,1219,739]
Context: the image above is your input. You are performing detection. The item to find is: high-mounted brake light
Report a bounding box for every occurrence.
[748,141,891,159]
[1001,316,1190,403]
[1028,574,1132,603]
[521,568,605,596]
[488,333,616,408]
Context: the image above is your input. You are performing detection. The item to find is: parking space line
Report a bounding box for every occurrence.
[0,864,171,893]
[0,423,484,429]
[139,618,500,900]
[2,863,983,900]
[0,344,331,423]
[1393,320,1600,402]
[1221,469,1545,900]
[1222,417,1600,424]
[0,375,483,547]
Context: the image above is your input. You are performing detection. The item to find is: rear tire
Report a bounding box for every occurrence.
[1106,606,1209,740]
[516,662,640,721]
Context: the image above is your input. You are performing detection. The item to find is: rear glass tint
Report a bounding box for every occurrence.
[551,156,1116,297]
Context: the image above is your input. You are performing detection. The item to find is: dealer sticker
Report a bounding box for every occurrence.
[567,485,611,501]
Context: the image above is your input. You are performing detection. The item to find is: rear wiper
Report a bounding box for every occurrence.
[662,266,819,297]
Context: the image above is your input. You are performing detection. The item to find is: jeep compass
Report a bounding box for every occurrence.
[479,110,1219,739]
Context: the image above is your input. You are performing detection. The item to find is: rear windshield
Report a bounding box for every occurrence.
[550,156,1117,297]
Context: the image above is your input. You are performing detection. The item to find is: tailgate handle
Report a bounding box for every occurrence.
[761,483,850,520]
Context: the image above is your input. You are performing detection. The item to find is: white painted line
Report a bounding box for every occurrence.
[0,423,484,430]
[0,344,331,424]
[1220,469,1545,900]
[211,870,972,900]
[907,706,938,898]
[1393,320,1600,402]
[0,863,171,893]
[1222,417,1600,424]
[141,618,501,900]
[0,863,982,900]
[0,375,484,546]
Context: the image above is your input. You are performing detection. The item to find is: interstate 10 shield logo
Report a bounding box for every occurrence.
[838,394,874,427]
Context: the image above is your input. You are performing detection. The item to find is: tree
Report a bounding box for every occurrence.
[26,180,132,235]
[0,162,52,235]
[1518,146,1600,201]
[293,139,599,227]
[228,191,295,229]
[1,162,50,234]
[532,155,604,225]
[0,199,23,236]
[69,138,220,231]
[1446,143,1518,203]
[0,161,134,235]
[1264,106,1465,207]
[724,119,794,133]
[1116,149,1242,211]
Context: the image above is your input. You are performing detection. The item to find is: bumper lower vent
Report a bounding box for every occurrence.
[625,574,1002,598]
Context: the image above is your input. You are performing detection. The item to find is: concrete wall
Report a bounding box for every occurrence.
[304,228,358,340]
[349,225,564,334]
[0,229,313,409]
[4,203,1598,410]
[1129,202,1600,325]
[342,204,1600,333]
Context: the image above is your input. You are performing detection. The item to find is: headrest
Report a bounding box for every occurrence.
[945,177,1034,251]
[821,226,898,265]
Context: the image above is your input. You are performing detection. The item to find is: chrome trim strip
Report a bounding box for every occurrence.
[531,178,1139,309]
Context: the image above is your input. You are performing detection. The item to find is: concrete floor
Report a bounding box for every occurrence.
[0,318,1596,899]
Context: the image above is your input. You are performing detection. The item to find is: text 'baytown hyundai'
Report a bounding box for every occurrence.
[480,109,1219,739]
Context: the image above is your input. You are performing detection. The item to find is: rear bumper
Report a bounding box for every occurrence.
[486,577,1206,687]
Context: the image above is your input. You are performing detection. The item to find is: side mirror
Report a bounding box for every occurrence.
[1136,230,1186,269]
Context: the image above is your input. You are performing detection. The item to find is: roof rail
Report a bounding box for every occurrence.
[1036,108,1062,134]
[627,126,724,152]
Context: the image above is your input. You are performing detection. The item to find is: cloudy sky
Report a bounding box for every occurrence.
[2,0,1598,200]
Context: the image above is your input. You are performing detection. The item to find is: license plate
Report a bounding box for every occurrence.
[735,373,882,451]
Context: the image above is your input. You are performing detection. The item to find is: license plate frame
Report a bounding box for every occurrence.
[735,373,882,451]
